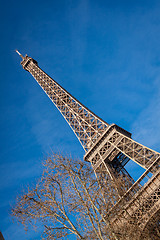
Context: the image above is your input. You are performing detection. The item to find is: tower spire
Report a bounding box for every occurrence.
[15,50,24,60]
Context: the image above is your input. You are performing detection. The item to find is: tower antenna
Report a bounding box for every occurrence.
[15,50,24,59]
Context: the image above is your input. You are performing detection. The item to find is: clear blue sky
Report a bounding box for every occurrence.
[1,0,160,239]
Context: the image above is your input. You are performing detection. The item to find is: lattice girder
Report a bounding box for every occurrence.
[106,157,160,239]
[20,55,108,151]
[111,176,160,239]
[82,125,135,197]
[84,124,160,172]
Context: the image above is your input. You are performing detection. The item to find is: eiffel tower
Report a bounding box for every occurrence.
[16,51,160,239]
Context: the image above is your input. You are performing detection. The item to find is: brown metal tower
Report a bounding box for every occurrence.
[17,51,160,239]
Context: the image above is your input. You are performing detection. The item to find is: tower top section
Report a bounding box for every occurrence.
[17,52,109,151]
[16,50,38,71]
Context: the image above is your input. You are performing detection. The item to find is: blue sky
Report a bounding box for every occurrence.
[1,0,160,239]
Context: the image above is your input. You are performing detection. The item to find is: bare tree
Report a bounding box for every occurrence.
[12,153,160,239]
[12,153,119,240]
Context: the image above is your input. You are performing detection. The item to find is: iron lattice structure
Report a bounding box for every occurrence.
[17,51,160,239]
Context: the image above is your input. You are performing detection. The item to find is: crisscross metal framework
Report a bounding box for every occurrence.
[19,54,108,151]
